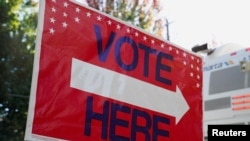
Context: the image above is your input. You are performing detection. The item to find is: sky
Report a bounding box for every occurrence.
[161,0,250,49]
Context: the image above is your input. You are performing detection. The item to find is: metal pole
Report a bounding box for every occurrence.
[245,72,249,88]
[166,18,170,41]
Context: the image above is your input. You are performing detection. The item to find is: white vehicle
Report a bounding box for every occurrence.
[199,43,250,138]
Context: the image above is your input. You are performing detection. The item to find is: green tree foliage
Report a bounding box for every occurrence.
[0,0,38,140]
[85,0,167,39]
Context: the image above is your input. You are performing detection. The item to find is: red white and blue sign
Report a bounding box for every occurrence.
[25,0,203,140]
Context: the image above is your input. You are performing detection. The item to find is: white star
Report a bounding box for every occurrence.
[97,16,102,21]
[196,83,200,88]
[135,32,139,37]
[51,7,56,13]
[50,17,56,23]
[183,61,187,65]
[143,36,147,41]
[176,50,179,54]
[191,64,194,68]
[169,46,172,51]
[107,20,112,25]
[86,12,91,17]
[191,56,194,60]
[190,72,194,77]
[197,75,200,80]
[52,0,56,3]
[116,24,121,30]
[126,28,130,33]
[151,40,155,45]
[75,17,80,23]
[62,22,68,28]
[49,28,55,34]
[63,12,68,17]
[160,43,164,48]
[76,7,80,13]
[196,66,200,71]
[183,52,187,57]
[63,2,69,8]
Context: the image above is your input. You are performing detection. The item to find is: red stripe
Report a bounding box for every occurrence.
[245,47,250,52]
[232,94,250,99]
[232,106,250,111]
[232,100,250,105]
[230,52,237,56]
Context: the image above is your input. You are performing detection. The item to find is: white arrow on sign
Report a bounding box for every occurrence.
[70,58,189,124]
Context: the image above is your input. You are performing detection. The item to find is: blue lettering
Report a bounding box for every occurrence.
[131,109,151,141]
[138,43,157,77]
[94,24,116,62]
[156,52,173,86]
[84,96,171,140]
[153,115,170,141]
[93,24,173,86]
[84,96,109,139]
[115,36,138,71]
[110,103,130,141]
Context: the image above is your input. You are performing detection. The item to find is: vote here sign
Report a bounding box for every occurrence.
[25,0,203,141]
